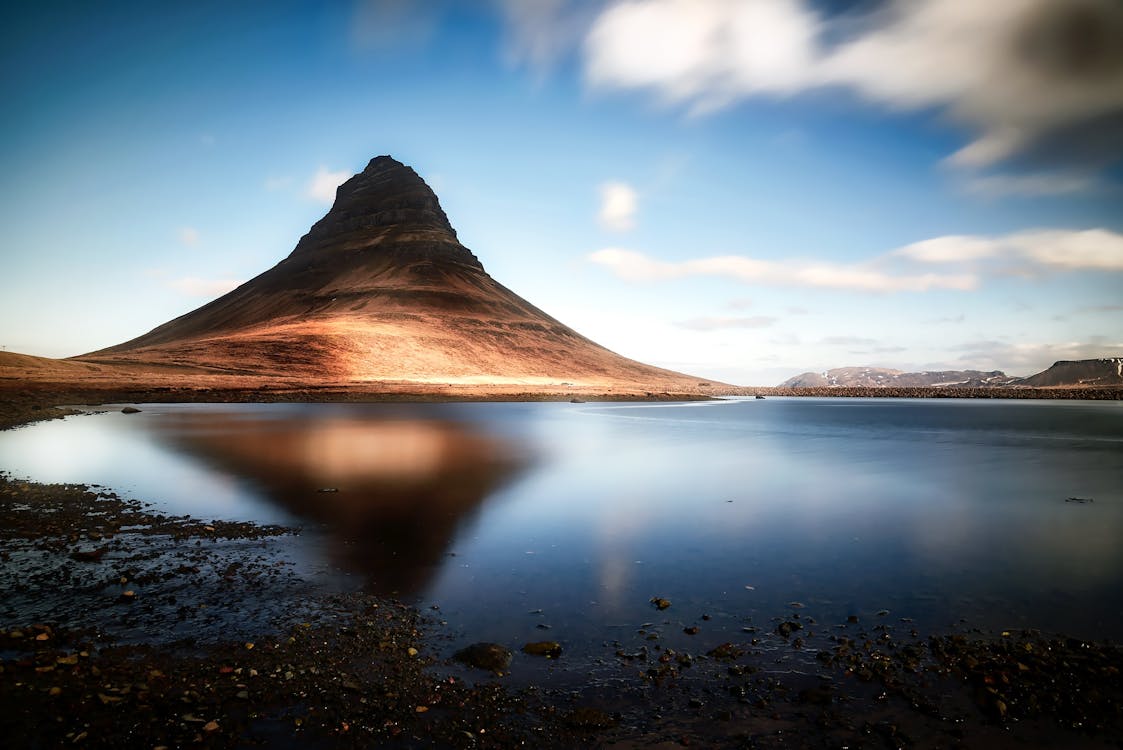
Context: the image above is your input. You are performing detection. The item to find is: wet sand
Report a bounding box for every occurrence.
[2,396,1121,748]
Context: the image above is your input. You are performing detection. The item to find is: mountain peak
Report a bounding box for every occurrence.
[291,155,467,266]
[363,154,407,173]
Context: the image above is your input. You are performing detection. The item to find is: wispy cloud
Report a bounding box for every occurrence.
[590,227,1123,294]
[307,166,352,203]
[963,172,1095,197]
[588,247,977,292]
[580,0,1123,171]
[676,315,776,331]
[1074,304,1123,314]
[896,229,1123,271]
[597,181,638,231]
[168,277,241,297]
[351,0,438,52]
[177,227,200,247]
[496,0,602,73]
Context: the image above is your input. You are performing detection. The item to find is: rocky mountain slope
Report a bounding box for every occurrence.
[76,156,713,391]
[779,367,1018,388]
[1018,358,1123,386]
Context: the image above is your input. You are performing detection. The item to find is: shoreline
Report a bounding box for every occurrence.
[3,399,1121,747]
[3,381,1119,430]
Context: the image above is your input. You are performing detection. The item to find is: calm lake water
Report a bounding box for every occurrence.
[2,398,1122,666]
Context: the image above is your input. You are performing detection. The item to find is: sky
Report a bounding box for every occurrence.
[1,0,1121,385]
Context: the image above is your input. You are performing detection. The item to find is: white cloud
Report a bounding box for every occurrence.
[896,228,1123,271]
[307,166,352,203]
[581,0,1123,168]
[586,0,820,113]
[677,315,776,331]
[177,227,200,247]
[588,247,978,292]
[169,277,241,297]
[597,181,638,231]
[590,227,1123,294]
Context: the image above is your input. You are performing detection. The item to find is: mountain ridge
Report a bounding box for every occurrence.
[778,359,1123,389]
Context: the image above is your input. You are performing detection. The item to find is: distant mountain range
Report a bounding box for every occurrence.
[778,358,1123,388]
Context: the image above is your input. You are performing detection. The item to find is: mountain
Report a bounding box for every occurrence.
[77,156,712,391]
[778,367,1018,388]
[1018,358,1123,387]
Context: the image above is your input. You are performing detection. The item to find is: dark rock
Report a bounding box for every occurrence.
[777,621,802,638]
[521,641,562,658]
[453,642,512,672]
[707,642,743,660]
[564,707,617,730]
[650,597,671,610]
[69,546,109,562]
[120,406,141,414]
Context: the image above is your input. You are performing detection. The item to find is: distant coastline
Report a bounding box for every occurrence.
[756,385,1123,400]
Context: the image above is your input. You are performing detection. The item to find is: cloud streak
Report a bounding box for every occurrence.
[963,172,1095,197]
[589,228,1123,293]
[588,247,977,292]
[579,0,1123,170]
[896,228,1123,271]
[496,0,602,72]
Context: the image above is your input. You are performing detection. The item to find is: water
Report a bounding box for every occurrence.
[2,398,1121,663]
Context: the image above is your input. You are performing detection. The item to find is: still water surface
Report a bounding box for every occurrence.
[2,398,1121,657]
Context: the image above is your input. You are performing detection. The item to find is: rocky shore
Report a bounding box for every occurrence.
[3,399,1121,748]
[760,385,1123,400]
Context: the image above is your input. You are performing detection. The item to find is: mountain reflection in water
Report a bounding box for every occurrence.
[151,410,523,595]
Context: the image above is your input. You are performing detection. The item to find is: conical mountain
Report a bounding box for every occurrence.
[80,156,711,389]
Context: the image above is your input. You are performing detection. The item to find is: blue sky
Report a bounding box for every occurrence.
[2,0,1121,384]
